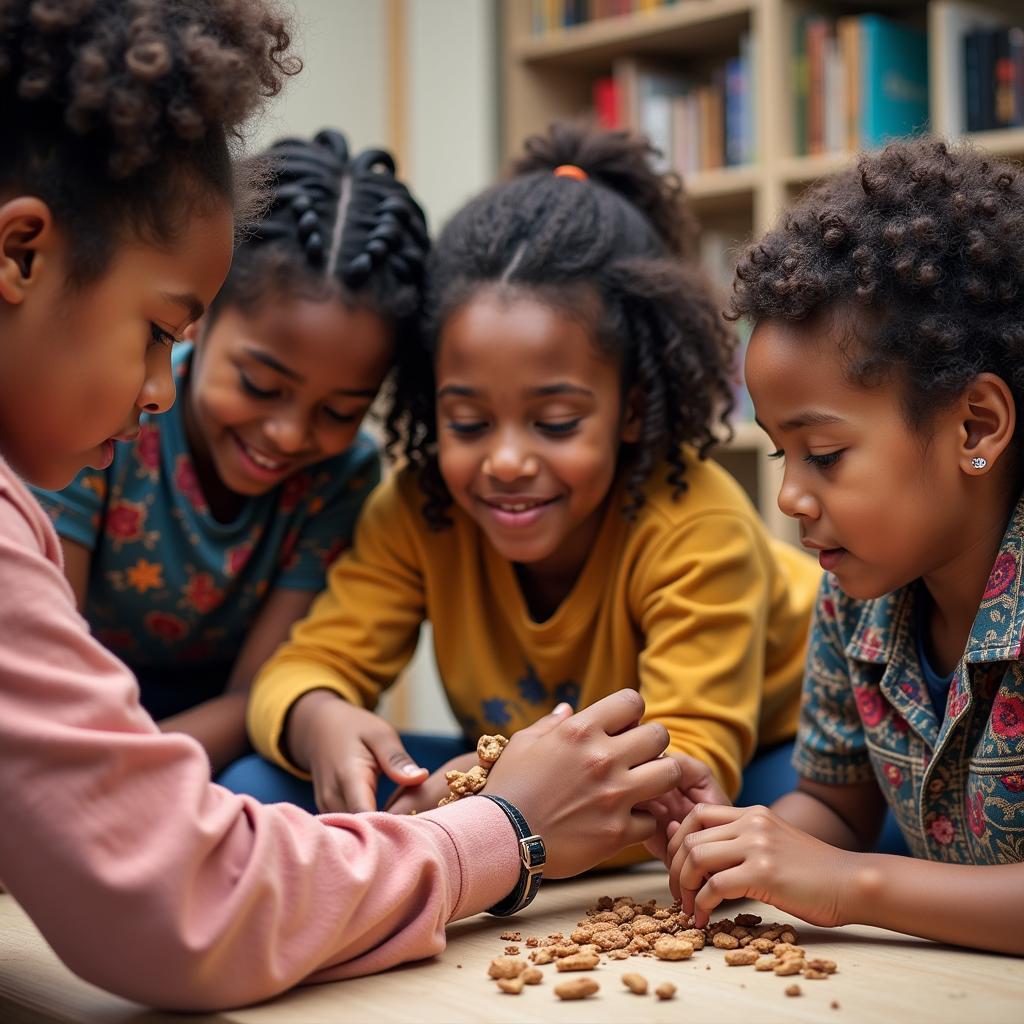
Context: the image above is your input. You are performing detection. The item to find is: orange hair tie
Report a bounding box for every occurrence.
[553,164,588,181]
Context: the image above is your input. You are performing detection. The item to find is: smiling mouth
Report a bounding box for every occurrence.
[233,433,292,474]
[482,497,559,512]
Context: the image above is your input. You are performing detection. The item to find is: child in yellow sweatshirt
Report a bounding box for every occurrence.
[233,123,820,823]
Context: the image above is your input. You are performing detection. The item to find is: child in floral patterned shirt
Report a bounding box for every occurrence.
[661,138,1024,955]
[34,129,431,775]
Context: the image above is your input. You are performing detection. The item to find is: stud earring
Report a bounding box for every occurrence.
[971,457,988,470]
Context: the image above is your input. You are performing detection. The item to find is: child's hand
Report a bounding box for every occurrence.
[485,690,683,878]
[666,803,855,929]
[642,752,732,863]
[287,691,428,813]
[385,752,479,816]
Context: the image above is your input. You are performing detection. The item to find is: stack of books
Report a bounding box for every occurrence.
[963,25,1024,132]
[792,13,929,156]
[592,32,756,174]
[530,0,679,34]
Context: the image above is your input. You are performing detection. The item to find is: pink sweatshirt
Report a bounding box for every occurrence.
[0,455,519,1011]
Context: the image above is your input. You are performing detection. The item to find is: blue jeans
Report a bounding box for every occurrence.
[216,737,909,855]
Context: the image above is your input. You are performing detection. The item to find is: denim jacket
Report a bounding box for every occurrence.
[795,499,1024,863]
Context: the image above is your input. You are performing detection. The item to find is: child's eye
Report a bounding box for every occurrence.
[803,450,843,469]
[323,407,359,425]
[239,373,279,400]
[768,449,784,461]
[538,418,581,436]
[446,420,486,436]
[149,323,177,348]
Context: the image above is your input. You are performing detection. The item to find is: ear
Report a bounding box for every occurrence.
[957,372,1016,475]
[620,386,643,444]
[0,197,56,305]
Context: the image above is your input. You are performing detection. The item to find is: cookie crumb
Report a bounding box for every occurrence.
[785,984,802,997]
[622,973,648,995]
[655,982,677,1001]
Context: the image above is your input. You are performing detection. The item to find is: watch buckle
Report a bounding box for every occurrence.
[519,834,545,876]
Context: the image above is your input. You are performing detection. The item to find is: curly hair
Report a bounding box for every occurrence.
[729,137,1024,431]
[393,120,737,528]
[209,128,430,451]
[0,0,299,281]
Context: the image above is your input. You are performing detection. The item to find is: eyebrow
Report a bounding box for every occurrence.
[244,347,377,398]
[436,383,595,399]
[757,410,845,432]
[160,291,205,326]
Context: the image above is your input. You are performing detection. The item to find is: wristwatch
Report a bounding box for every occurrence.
[478,794,546,916]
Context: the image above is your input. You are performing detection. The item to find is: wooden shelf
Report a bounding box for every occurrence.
[777,151,856,185]
[514,0,755,70]
[957,127,1024,159]
[687,164,760,199]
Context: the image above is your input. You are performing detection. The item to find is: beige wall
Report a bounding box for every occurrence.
[249,0,390,155]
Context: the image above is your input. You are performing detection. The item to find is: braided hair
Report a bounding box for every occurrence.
[398,120,736,528]
[0,0,299,282]
[210,128,431,447]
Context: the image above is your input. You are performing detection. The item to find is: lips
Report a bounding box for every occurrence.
[482,496,558,513]
[232,432,293,475]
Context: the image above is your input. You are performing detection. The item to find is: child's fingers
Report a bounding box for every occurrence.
[620,807,660,849]
[365,733,428,787]
[692,865,753,928]
[518,701,574,740]
[571,688,646,738]
[338,770,379,814]
[668,803,746,863]
[626,755,683,805]
[671,835,743,910]
[615,720,671,767]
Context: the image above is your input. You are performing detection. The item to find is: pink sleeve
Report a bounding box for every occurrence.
[0,471,519,1011]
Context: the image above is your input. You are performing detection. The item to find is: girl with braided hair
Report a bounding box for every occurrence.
[663,137,1024,954]
[35,127,431,778]
[247,122,820,842]
[0,5,684,1010]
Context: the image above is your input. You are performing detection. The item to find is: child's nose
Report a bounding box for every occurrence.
[777,469,820,520]
[138,345,176,414]
[264,413,310,454]
[484,433,537,482]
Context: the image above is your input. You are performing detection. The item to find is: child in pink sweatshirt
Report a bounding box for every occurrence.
[0,1,687,1012]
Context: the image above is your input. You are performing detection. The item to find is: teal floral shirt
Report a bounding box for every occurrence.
[32,345,379,711]
[796,498,1024,864]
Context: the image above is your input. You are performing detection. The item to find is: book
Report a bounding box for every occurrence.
[859,14,929,146]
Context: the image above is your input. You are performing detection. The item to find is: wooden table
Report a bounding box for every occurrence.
[1,868,1021,1023]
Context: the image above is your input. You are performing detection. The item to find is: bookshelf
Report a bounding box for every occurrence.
[501,0,1024,544]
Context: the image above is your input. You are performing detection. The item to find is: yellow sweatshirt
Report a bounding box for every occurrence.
[250,453,820,799]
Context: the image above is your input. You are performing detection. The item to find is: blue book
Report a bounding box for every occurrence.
[859,15,929,147]
[725,55,747,166]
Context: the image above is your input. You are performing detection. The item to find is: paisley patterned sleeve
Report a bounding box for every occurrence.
[793,574,877,785]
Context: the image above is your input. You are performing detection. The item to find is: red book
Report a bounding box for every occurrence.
[594,76,621,128]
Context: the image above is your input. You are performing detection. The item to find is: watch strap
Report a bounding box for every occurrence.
[479,794,545,917]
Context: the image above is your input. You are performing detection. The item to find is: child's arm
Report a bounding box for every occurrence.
[665,799,1024,955]
[58,537,90,609]
[634,511,804,797]
[157,587,317,772]
[248,473,432,811]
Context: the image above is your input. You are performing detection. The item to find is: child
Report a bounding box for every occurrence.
[0,2,683,1010]
[241,122,821,825]
[33,127,429,774]
[663,138,1024,955]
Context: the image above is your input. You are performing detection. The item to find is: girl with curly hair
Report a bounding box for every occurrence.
[32,127,430,778]
[0,2,681,1010]
[244,122,820,834]
[664,137,1024,955]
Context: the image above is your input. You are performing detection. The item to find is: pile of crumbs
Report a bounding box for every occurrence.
[486,895,840,1003]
